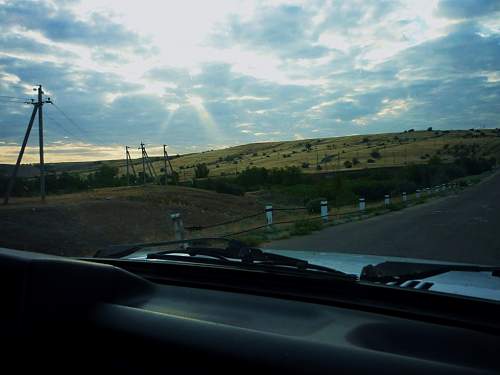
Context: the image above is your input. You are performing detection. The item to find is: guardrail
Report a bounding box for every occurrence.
[170,183,461,240]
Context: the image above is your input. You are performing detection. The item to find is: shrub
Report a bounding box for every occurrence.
[301,162,310,169]
[367,159,375,163]
[215,180,244,196]
[291,219,323,236]
[344,160,353,168]
[370,150,381,159]
[306,197,327,214]
[352,157,360,165]
[194,163,209,178]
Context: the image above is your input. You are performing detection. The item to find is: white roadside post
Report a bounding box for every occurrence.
[170,213,185,243]
[402,192,407,202]
[265,205,273,228]
[416,189,421,199]
[320,200,328,223]
[359,198,366,211]
[384,194,390,206]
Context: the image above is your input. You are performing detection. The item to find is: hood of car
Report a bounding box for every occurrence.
[268,249,500,302]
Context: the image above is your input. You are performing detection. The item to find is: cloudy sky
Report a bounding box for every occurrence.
[0,0,499,163]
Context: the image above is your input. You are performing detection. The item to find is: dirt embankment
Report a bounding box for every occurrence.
[0,185,261,257]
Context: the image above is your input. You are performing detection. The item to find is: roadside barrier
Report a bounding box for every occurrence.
[171,184,461,239]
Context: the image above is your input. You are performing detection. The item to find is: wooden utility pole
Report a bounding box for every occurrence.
[125,146,130,186]
[3,85,51,205]
[163,145,168,185]
[37,85,46,201]
[143,146,157,179]
[163,144,173,185]
[140,142,146,184]
[3,104,38,205]
[125,146,136,186]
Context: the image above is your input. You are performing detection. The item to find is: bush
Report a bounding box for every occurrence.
[306,197,327,214]
[301,162,310,169]
[367,159,375,163]
[194,163,209,178]
[291,219,323,236]
[215,180,244,196]
[370,150,381,159]
[352,157,360,165]
[344,160,353,168]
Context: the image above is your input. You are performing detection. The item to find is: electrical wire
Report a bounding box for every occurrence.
[45,112,89,145]
[50,102,91,138]
[0,95,29,100]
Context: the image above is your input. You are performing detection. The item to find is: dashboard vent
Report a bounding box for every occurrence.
[386,280,434,290]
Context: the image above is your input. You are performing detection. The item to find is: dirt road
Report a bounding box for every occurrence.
[265,172,500,265]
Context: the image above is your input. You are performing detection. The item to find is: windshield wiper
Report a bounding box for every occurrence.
[361,261,500,283]
[95,237,357,280]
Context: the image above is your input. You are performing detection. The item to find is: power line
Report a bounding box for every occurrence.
[45,112,89,144]
[0,95,29,100]
[0,99,30,104]
[50,102,91,137]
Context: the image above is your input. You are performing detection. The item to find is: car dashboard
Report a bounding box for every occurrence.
[1,247,499,374]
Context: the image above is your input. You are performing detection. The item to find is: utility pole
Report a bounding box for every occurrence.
[163,145,168,185]
[143,146,157,179]
[125,146,136,186]
[140,142,146,184]
[3,85,50,205]
[163,145,174,186]
[37,85,46,202]
[125,146,130,186]
[3,102,38,205]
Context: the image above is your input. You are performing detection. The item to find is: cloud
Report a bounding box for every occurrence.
[0,0,144,47]
[437,0,500,19]
[0,0,499,162]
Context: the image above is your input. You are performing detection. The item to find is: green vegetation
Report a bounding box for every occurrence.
[290,219,324,236]
[2,129,499,199]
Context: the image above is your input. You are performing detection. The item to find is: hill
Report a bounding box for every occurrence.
[1,129,499,182]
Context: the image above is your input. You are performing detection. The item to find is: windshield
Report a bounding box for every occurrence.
[1,0,499,301]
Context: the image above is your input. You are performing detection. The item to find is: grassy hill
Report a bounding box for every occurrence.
[125,129,500,181]
[2,128,499,181]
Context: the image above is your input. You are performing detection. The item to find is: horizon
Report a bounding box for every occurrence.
[1,0,499,164]
[0,127,491,166]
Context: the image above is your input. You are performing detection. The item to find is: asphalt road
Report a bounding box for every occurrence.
[264,172,500,265]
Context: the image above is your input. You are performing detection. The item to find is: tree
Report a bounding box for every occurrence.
[370,150,381,159]
[305,143,312,151]
[88,164,119,187]
[344,160,353,168]
[194,163,209,178]
[427,126,433,131]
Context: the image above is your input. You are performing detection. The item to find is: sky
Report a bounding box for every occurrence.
[0,0,499,163]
